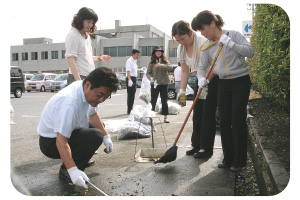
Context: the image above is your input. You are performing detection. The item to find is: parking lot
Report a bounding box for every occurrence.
[10,88,234,196]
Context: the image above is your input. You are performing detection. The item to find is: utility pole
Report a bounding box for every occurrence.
[247,3,256,18]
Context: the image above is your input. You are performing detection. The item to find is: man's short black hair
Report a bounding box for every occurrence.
[83,67,119,93]
[132,49,140,54]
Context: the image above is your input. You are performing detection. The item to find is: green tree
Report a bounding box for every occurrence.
[248,4,290,110]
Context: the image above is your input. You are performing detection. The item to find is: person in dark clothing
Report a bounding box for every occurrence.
[126,49,141,114]
[192,10,254,171]
[146,46,173,123]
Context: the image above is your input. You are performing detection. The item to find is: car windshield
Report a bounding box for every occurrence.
[188,76,197,83]
[54,74,68,81]
[116,73,126,81]
[31,74,44,81]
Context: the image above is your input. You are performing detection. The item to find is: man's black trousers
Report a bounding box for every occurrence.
[126,77,137,114]
[39,128,103,171]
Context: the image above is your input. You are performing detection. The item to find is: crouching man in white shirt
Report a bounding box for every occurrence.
[38,67,119,189]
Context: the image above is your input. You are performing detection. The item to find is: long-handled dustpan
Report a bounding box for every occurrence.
[86,180,109,196]
[154,38,227,164]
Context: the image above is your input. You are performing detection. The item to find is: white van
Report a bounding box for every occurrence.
[27,73,56,92]
[23,74,33,89]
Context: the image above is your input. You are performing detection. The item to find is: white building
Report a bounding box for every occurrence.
[10,20,179,77]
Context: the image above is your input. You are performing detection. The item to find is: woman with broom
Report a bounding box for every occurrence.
[191,10,254,171]
[171,20,219,159]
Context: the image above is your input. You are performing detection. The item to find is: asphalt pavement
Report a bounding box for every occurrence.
[9,88,234,196]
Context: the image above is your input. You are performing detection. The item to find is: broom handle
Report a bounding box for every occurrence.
[174,40,226,145]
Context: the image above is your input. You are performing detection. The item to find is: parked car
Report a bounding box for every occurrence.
[187,74,197,90]
[136,78,142,88]
[27,73,56,92]
[10,66,25,98]
[116,73,126,89]
[50,73,68,92]
[23,74,33,89]
[167,73,196,99]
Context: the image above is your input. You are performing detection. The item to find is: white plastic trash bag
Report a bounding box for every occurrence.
[157,101,181,115]
[167,101,181,115]
[139,71,151,104]
[186,84,194,95]
[129,104,155,125]
[155,98,161,112]
[117,120,152,140]
[103,119,127,134]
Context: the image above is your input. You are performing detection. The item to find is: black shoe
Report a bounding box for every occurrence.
[218,163,231,168]
[230,166,242,172]
[194,150,213,158]
[186,148,200,155]
[59,166,72,183]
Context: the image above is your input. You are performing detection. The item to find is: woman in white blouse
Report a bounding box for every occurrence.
[171,20,219,159]
[65,7,111,84]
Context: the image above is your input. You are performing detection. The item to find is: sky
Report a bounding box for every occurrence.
[9,0,260,46]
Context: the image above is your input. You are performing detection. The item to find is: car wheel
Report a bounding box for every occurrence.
[14,88,22,98]
[40,86,45,92]
[27,90,31,92]
[167,89,176,99]
[51,90,54,92]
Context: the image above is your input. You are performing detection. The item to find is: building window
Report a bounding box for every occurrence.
[140,46,147,56]
[12,53,18,61]
[103,46,132,57]
[31,52,38,60]
[110,47,117,57]
[126,46,132,56]
[41,51,48,60]
[51,51,58,59]
[169,47,177,57]
[22,52,28,61]
[103,47,109,55]
[118,46,126,57]
[62,50,66,59]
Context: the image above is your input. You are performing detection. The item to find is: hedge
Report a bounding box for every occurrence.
[247,4,290,110]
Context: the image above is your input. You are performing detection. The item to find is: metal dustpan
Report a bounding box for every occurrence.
[134,117,168,163]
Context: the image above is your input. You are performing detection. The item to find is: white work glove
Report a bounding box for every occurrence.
[103,134,113,154]
[128,79,133,87]
[198,77,209,88]
[141,67,147,72]
[154,80,158,89]
[67,167,89,189]
[219,34,235,48]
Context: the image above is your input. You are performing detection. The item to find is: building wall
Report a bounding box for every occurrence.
[10,21,179,77]
[11,42,69,74]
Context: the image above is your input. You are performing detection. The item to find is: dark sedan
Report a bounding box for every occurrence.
[167,74,196,99]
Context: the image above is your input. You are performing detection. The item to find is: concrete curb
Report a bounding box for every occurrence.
[248,117,290,194]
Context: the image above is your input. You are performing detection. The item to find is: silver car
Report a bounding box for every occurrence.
[27,73,56,92]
